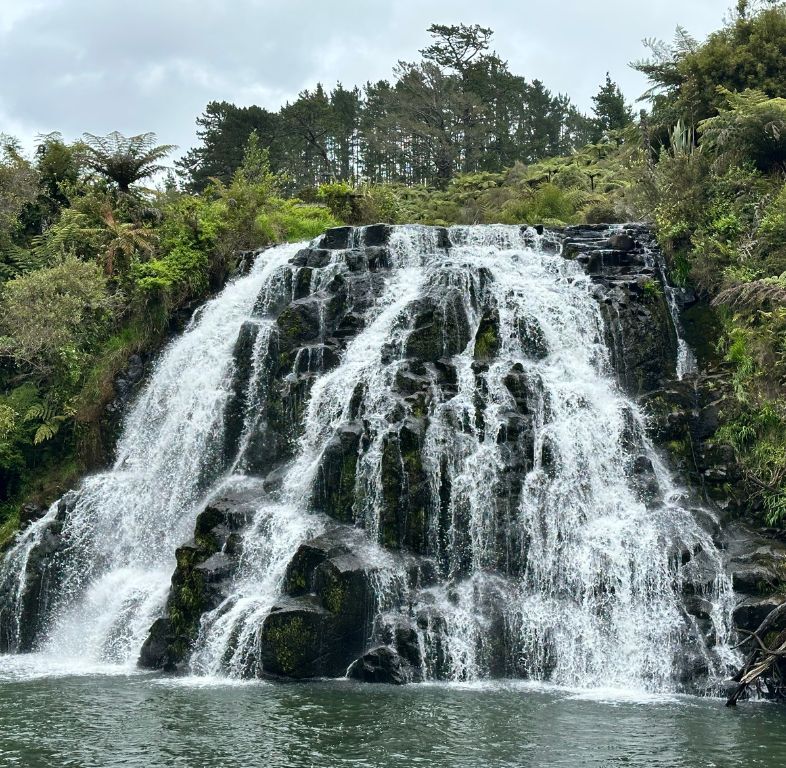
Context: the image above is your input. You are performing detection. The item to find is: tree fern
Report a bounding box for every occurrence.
[80,132,177,192]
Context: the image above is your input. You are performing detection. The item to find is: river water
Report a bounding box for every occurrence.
[0,657,783,768]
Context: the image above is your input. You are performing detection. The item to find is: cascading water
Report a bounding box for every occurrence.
[0,224,737,692]
[637,231,698,381]
[0,243,302,663]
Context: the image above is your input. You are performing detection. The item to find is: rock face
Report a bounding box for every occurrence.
[138,223,727,684]
[562,224,678,395]
[139,493,254,671]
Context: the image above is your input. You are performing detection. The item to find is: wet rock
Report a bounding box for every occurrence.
[138,493,254,672]
[733,596,786,633]
[348,645,411,684]
[405,290,471,362]
[322,226,353,249]
[379,418,431,553]
[474,309,501,361]
[19,503,47,529]
[276,298,324,349]
[606,233,636,251]
[366,246,392,271]
[259,597,354,678]
[311,423,364,523]
[261,526,387,679]
[722,522,786,597]
[361,224,391,247]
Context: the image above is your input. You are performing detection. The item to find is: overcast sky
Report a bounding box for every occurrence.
[1,0,733,158]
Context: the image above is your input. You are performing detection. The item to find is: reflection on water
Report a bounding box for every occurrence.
[0,660,783,768]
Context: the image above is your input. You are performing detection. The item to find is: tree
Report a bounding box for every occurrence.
[176,102,280,192]
[280,85,338,185]
[81,131,176,192]
[422,23,496,173]
[420,23,494,75]
[392,60,465,186]
[635,6,786,129]
[591,74,634,136]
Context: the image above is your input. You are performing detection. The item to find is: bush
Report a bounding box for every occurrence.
[0,257,114,380]
[261,200,341,242]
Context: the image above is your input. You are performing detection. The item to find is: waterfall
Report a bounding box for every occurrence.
[639,233,698,380]
[0,225,736,691]
[0,243,301,663]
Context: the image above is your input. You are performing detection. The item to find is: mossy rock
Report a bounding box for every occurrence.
[311,423,363,523]
[259,596,366,679]
[474,309,501,361]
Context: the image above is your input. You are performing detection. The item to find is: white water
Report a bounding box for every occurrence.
[0,225,736,691]
[0,243,301,665]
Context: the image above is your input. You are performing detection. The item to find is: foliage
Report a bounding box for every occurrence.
[0,257,115,379]
[81,131,176,192]
[0,141,40,280]
[634,4,786,131]
[699,89,786,172]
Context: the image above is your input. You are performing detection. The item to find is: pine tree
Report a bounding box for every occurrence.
[591,74,634,135]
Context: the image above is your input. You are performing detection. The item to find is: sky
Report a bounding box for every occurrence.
[0,0,734,159]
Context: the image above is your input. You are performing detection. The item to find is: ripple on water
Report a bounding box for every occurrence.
[0,673,784,767]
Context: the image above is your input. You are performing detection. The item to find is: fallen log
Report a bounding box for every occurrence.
[727,626,786,706]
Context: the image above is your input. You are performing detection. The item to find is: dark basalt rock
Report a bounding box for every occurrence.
[723,522,786,594]
[606,233,636,251]
[259,598,351,678]
[361,224,392,247]
[322,226,354,249]
[733,596,786,634]
[474,308,501,361]
[311,423,365,523]
[405,289,472,362]
[103,353,149,453]
[0,493,73,652]
[263,525,437,679]
[348,645,411,684]
[138,493,254,672]
[379,417,431,553]
[260,527,377,678]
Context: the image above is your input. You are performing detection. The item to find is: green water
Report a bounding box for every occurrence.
[0,660,784,768]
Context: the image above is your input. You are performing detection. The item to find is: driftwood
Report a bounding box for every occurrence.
[726,607,786,706]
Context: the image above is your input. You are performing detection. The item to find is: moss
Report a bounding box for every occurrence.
[0,510,20,551]
[642,279,663,299]
[322,573,346,614]
[473,311,500,361]
[265,617,314,675]
[276,307,308,348]
[288,568,308,594]
[666,439,690,459]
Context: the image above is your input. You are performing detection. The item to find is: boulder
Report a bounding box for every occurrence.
[361,224,391,247]
[733,596,786,633]
[348,645,411,684]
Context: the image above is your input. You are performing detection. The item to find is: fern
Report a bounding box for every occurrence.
[23,400,69,445]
